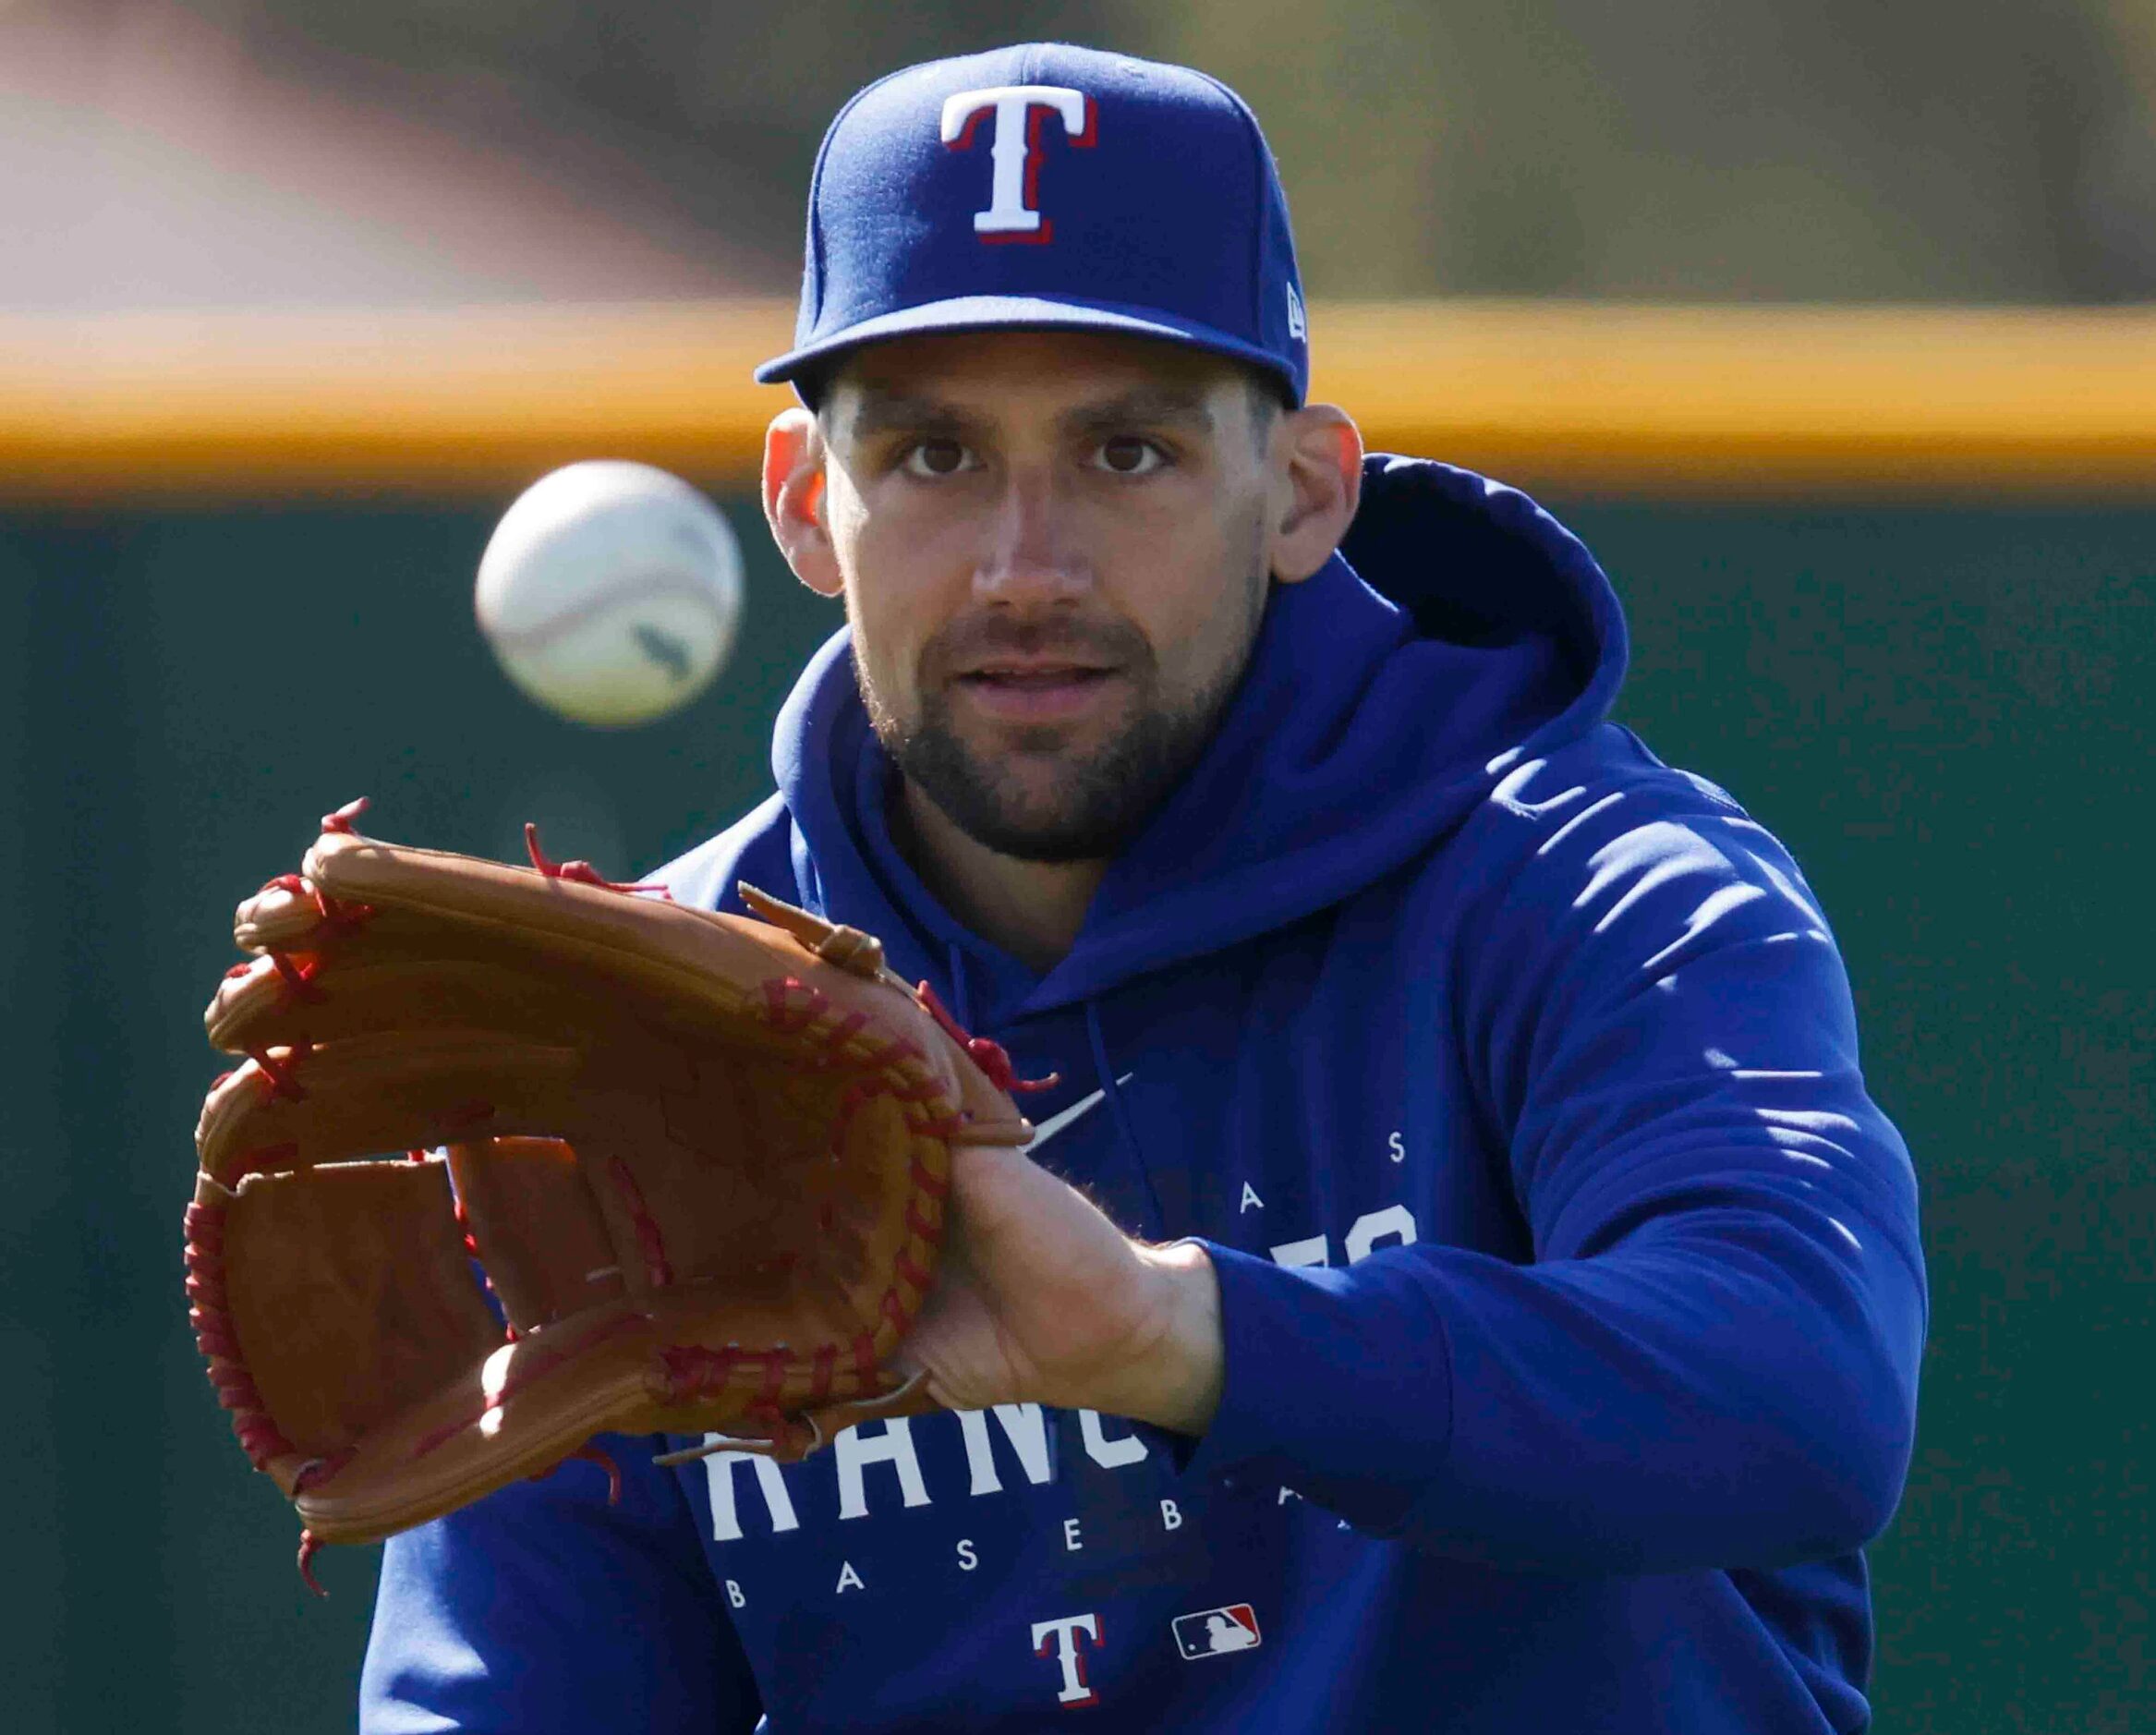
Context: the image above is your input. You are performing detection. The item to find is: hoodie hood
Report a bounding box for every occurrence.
[773,455,1629,1020]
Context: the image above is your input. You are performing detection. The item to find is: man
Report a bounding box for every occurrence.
[363,43,1925,1732]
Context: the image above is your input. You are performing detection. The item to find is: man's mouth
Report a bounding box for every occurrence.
[951,661,1122,720]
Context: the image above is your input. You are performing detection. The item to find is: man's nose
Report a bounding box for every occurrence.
[974,467,1090,605]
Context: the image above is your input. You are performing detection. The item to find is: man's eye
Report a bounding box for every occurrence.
[1094,436,1166,476]
[902,440,976,478]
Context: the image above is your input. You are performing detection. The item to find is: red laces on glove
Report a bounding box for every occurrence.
[913,980,1059,1096]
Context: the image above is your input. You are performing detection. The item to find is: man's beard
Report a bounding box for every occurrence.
[863,603,1257,864]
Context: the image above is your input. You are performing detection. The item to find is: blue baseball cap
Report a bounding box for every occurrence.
[756,43,1310,406]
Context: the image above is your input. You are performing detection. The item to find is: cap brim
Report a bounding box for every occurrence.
[755,295,1300,402]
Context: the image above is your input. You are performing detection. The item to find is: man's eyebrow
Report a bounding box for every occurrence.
[840,393,986,442]
[1060,386,1217,434]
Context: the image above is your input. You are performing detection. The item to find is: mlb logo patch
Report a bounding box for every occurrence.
[1172,1603,1262,1659]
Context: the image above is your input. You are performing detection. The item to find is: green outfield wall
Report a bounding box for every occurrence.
[3,491,2147,1732]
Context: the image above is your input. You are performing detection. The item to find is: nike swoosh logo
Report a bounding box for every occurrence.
[1028,1074,1135,1149]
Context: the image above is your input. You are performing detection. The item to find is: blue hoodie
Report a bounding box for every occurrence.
[362,457,1926,1732]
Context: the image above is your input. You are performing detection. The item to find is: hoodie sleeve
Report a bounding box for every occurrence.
[1180,757,1927,1575]
[359,1434,760,1733]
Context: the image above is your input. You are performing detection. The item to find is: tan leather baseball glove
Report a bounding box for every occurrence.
[185,800,1041,1589]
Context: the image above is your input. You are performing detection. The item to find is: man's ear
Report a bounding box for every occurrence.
[1268,405,1363,586]
[762,407,842,599]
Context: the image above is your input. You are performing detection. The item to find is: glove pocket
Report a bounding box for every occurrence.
[446,1135,628,1331]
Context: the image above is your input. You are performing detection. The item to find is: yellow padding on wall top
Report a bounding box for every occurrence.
[4,299,2153,503]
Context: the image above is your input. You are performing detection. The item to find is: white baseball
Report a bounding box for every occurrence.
[476,461,745,727]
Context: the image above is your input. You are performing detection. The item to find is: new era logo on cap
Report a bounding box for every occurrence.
[757,43,1311,406]
[1172,1603,1262,1659]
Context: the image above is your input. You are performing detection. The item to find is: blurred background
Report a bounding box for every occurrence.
[8,0,2156,306]
[1,1,2150,1730]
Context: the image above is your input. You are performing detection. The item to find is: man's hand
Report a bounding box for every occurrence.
[901,1142,1225,1436]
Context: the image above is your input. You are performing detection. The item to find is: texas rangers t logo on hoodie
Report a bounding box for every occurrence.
[940,85,1098,241]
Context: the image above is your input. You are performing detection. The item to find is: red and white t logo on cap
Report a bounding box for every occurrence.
[941,85,1097,243]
